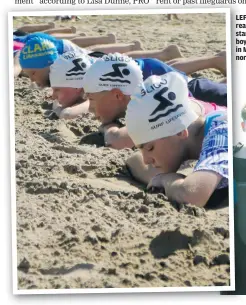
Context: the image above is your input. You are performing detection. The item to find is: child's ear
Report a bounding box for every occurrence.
[177,129,189,139]
[112,89,124,101]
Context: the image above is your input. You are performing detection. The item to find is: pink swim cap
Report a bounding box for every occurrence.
[14,41,25,51]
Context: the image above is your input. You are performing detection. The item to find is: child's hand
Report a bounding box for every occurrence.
[104,131,116,147]
[97,124,120,147]
[59,108,72,120]
[44,88,54,100]
[44,110,59,120]
[53,107,63,118]
[147,173,185,193]
[98,124,105,134]
[99,123,120,134]
[147,173,166,192]
[52,100,61,110]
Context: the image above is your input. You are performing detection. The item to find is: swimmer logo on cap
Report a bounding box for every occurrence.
[49,51,95,88]
[83,53,143,95]
[148,86,181,123]
[126,71,199,146]
[100,63,131,84]
[66,58,87,77]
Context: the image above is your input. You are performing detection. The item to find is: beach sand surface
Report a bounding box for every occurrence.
[14,13,230,290]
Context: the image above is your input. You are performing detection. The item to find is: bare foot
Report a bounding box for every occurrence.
[162,44,183,61]
[214,50,226,76]
[71,26,77,33]
[167,14,179,21]
[108,33,117,44]
[48,22,55,28]
[132,40,143,51]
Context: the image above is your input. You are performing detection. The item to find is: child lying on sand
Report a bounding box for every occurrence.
[15,23,227,79]
[17,35,177,87]
[48,51,94,119]
[125,72,228,208]
[82,53,226,149]
[46,50,226,122]
[14,31,184,78]
[17,35,226,110]
[16,32,227,95]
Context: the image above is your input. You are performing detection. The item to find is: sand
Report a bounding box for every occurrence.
[14,13,230,290]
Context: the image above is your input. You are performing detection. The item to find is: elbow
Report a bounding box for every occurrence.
[183,194,208,208]
[173,172,221,208]
[59,108,73,120]
[181,188,210,208]
[174,183,209,208]
[104,130,126,150]
[106,136,127,150]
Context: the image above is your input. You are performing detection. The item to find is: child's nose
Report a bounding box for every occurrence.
[52,91,57,100]
[88,102,95,113]
[143,153,154,166]
[30,75,36,82]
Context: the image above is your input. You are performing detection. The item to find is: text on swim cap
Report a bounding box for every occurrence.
[22,50,56,60]
[63,52,77,60]
[22,41,55,55]
[104,55,131,62]
[150,110,187,130]
[141,79,168,96]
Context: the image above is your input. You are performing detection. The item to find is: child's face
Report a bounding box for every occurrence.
[87,90,124,124]
[52,87,83,107]
[23,67,50,88]
[138,136,185,173]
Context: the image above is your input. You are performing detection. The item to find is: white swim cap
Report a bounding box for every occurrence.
[126,72,199,146]
[82,53,143,95]
[49,51,95,89]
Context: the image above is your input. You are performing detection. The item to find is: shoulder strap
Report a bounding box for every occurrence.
[204,112,224,137]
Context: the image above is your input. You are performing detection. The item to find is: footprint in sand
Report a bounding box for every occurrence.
[39,122,78,145]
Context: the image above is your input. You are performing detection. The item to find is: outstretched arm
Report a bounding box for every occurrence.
[125,151,163,185]
[102,124,134,150]
[59,100,90,120]
[148,170,223,207]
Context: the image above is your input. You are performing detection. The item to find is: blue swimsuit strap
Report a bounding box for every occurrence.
[204,112,224,136]
[205,112,235,203]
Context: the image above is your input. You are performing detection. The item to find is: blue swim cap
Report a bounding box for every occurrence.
[19,36,59,69]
